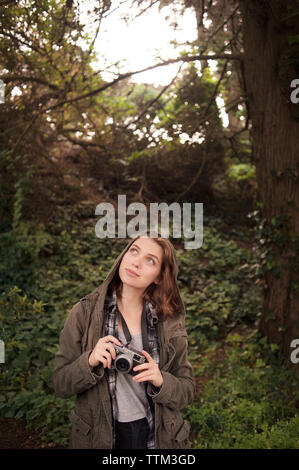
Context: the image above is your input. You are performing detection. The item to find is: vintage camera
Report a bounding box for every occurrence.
[109,342,146,376]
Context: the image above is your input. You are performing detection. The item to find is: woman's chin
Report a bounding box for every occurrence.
[120,273,141,286]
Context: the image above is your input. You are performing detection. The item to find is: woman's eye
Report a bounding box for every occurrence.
[130,248,154,264]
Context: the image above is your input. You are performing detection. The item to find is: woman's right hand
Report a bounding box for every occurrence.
[88,335,121,369]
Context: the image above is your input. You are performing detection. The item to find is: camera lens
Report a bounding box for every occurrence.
[115,355,132,373]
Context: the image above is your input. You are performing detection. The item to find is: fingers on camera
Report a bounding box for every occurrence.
[106,343,116,360]
[99,353,110,368]
[106,335,121,346]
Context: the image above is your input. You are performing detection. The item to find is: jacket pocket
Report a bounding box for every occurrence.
[159,413,191,449]
[171,419,191,449]
[69,409,92,449]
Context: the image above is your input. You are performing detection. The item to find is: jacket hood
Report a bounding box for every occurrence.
[88,229,186,328]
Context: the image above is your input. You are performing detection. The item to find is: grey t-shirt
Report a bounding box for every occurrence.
[115,329,149,422]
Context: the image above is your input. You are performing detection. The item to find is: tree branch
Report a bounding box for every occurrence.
[202,59,229,120]
[0,30,46,57]
[0,74,61,91]
[174,144,208,202]
[124,63,184,130]
[43,52,243,112]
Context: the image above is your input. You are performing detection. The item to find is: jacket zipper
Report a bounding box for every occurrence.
[89,408,93,449]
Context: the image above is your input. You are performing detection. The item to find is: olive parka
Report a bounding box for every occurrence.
[52,235,195,449]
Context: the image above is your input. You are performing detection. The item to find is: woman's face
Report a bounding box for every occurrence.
[118,236,163,291]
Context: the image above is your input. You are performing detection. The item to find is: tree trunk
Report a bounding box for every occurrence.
[239,0,299,371]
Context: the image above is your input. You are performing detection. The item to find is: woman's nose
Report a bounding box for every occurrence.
[132,258,140,267]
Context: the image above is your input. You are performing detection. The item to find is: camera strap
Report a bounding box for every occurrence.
[117,301,150,352]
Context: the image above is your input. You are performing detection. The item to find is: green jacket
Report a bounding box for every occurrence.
[52,236,195,449]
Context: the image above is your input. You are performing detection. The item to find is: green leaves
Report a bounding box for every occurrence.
[0,285,75,445]
[180,215,260,353]
[287,35,299,46]
[185,329,299,448]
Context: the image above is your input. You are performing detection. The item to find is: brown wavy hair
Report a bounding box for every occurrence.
[108,231,184,320]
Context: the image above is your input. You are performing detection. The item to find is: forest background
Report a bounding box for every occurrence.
[0,0,298,449]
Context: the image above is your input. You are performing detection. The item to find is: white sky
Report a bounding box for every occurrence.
[93,1,198,85]
[78,0,228,127]
[78,0,198,85]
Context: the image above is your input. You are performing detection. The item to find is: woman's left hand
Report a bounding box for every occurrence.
[133,350,163,388]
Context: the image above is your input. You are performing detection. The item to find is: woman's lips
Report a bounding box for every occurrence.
[125,268,140,277]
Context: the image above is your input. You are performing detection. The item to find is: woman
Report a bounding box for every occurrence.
[52,230,195,449]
